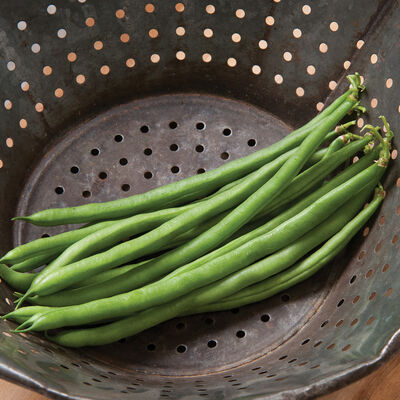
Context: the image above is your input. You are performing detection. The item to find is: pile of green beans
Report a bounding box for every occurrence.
[0,74,395,348]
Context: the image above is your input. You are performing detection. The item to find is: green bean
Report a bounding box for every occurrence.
[1,306,53,324]
[0,219,119,265]
[0,264,36,292]
[195,185,384,313]
[15,135,386,331]
[13,88,353,227]
[10,249,59,272]
[20,89,361,302]
[44,184,381,347]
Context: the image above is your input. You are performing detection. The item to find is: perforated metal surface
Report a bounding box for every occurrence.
[0,1,399,399]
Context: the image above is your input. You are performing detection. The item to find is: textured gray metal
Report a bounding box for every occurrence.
[0,0,399,399]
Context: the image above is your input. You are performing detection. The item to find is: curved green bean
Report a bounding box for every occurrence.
[10,249,59,272]
[1,306,53,324]
[0,219,119,265]
[0,264,35,292]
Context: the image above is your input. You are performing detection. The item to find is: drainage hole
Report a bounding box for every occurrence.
[171,166,180,174]
[197,168,206,174]
[223,128,232,136]
[147,343,156,351]
[91,148,100,156]
[140,125,149,133]
[55,186,64,195]
[261,314,270,322]
[236,330,246,338]
[169,121,178,129]
[121,184,130,192]
[207,340,217,348]
[281,294,290,302]
[221,152,229,160]
[98,171,107,179]
[170,143,179,151]
[70,166,79,174]
[82,190,91,198]
[119,157,128,166]
[196,122,206,130]
[144,171,153,179]
[195,145,204,153]
[144,148,152,156]
[176,344,187,353]
[114,134,123,142]
[247,139,256,147]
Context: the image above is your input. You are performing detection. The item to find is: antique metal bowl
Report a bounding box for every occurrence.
[0,1,399,399]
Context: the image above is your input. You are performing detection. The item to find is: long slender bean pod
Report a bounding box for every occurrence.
[1,306,53,324]
[0,219,119,264]
[0,264,36,292]
[10,250,59,272]
[22,148,293,299]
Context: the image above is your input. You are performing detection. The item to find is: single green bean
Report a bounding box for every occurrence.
[44,184,381,347]
[10,249,59,272]
[0,264,36,292]
[14,89,352,227]
[1,306,53,324]
[0,219,119,265]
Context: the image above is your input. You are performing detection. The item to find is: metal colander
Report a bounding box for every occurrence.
[0,1,399,399]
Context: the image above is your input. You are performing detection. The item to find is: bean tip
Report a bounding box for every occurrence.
[11,216,27,222]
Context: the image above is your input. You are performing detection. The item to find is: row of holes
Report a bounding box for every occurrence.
[0,292,392,392]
